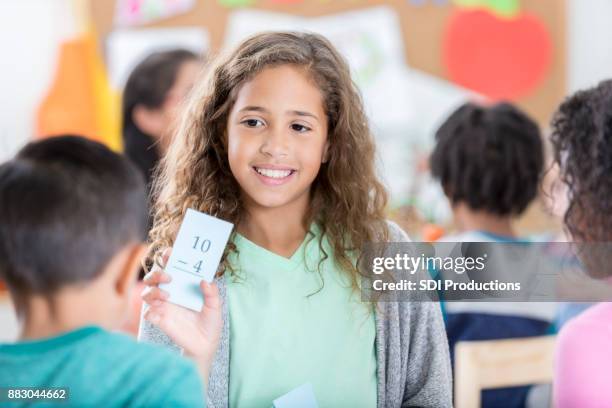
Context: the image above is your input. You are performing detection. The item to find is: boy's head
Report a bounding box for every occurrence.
[0,136,147,314]
[430,102,543,216]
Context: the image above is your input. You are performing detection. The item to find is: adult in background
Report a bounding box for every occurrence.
[122,49,200,227]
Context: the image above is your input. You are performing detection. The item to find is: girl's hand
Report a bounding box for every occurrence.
[141,250,222,379]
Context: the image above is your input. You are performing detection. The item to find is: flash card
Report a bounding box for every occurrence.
[160,208,234,311]
[273,383,318,408]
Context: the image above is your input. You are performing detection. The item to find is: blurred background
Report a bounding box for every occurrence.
[0,0,610,339]
[3,0,611,237]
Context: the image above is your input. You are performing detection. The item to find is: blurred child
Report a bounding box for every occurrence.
[540,157,593,330]
[550,79,612,407]
[139,32,452,407]
[122,49,200,223]
[0,136,220,407]
[431,102,543,240]
[430,102,552,407]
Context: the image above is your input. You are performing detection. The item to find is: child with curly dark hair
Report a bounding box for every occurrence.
[551,79,612,407]
[430,102,553,408]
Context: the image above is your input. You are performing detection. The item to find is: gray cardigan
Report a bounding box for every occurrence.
[139,222,453,408]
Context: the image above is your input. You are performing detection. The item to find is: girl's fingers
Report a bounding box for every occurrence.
[141,285,170,305]
[145,283,222,358]
[141,248,172,286]
[161,248,172,266]
[144,304,167,327]
[200,281,221,312]
[144,303,199,353]
[143,270,172,286]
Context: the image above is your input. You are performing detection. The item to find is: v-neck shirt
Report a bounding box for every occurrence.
[226,224,377,408]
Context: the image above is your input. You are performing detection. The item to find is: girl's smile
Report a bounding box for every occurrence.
[251,164,297,186]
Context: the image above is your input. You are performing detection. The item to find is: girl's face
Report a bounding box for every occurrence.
[227,65,329,211]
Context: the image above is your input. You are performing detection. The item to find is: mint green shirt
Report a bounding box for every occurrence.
[0,326,204,407]
[227,225,377,408]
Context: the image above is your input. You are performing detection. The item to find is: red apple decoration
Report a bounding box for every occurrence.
[443,9,552,100]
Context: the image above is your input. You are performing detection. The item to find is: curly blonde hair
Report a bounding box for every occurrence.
[147,31,389,288]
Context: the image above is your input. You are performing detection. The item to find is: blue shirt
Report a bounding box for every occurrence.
[0,326,205,407]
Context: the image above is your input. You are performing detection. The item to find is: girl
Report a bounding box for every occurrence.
[550,79,612,407]
[139,32,451,407]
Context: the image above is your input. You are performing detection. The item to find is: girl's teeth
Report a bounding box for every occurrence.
[255,167,292,179]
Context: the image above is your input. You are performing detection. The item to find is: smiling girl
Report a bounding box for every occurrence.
[139,32,451,407]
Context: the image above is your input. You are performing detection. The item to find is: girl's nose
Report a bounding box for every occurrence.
[260,127,289,158]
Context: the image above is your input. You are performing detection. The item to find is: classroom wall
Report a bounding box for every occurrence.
[0,0,75,162]
[567,0,612,93]
[0,0,611,163]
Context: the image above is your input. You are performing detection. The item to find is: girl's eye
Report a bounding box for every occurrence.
[242,119,264,128]
[291,123,311,133]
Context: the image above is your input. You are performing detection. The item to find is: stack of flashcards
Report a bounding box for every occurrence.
[160,208,234,311]
[273,383,319,408]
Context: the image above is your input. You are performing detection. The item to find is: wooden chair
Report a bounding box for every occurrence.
[454,335,556,408]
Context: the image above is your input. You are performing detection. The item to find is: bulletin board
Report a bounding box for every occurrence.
[89,0,565,235]
[90,0,566,126]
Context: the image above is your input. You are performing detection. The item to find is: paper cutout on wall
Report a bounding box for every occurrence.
[452,0,519,18]
[218,0,255,7]
[114,0,196,27]
[36,30,122,151]
[224,7,407,128]
[106,27,209,89]
[443,9,552,100]
[408,0,448,5]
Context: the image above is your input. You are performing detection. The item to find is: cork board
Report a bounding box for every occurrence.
[91,0,566,126]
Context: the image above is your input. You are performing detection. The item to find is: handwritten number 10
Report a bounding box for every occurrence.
[193,236,211,253]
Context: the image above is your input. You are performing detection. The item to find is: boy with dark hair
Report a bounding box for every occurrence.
[430,103,553,408]
[0,136,218,407]
[430,102,543,234]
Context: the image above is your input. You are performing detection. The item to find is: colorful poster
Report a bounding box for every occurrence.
[218,0,255,7]
[114,0,196,27]
[224,7,407,128]
[106,27,209,89]
[452,0,519,18]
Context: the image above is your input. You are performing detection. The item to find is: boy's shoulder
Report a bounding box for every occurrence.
[100,329,205,407]
[88,328,205,406]
[94,328,197,376]
[0,327,204,407]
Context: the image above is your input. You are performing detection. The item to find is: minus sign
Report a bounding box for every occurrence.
[173,266,203,278]
[177,260,188,264]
